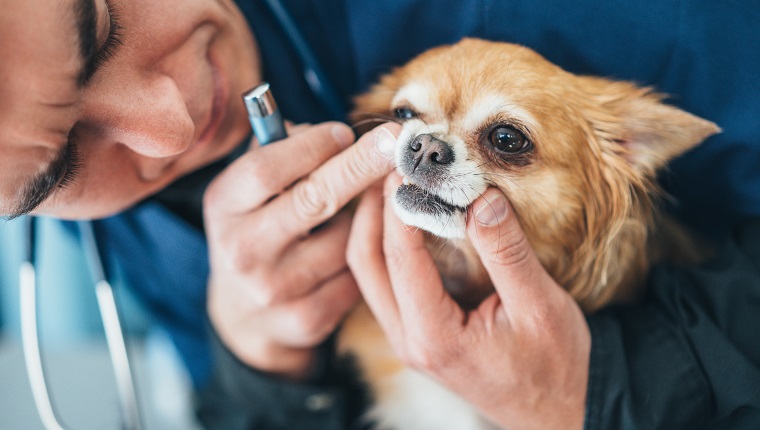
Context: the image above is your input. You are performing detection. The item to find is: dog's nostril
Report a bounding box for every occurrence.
[408,134,455,167]
[429,148,453,165]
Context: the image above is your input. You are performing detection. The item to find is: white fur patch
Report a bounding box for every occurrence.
[394,82,437,115]
[365,369,498,430]
[461,93,538,132]
[392,197,467,239]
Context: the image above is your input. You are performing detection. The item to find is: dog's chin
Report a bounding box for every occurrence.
[392,183,468,239]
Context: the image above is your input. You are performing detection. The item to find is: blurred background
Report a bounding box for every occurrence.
[0,217,202,429]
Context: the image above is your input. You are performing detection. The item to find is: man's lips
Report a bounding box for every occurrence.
[395,183,466,216]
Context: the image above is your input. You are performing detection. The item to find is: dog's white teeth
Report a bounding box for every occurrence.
[402,176,420,187]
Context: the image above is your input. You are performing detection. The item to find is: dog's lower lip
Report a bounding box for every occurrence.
[396,184,466,215]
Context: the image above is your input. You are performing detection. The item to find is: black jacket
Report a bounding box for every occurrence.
[196,220,760,429]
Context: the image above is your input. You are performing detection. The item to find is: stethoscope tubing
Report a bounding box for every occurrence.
[19,254,64,430]
[20,218,142,430]
[263,0,346,119]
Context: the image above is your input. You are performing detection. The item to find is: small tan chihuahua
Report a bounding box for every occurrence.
[340,38,719,430]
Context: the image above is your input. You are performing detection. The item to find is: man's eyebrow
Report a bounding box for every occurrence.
[3,1,98,219]
[6,141,75,219]
[4,0,96,219]
[74,0,99,86]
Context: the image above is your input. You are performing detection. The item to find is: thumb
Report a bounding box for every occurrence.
[466,188,554,304]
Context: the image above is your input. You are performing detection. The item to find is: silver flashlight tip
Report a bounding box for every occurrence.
[242,82,278,118]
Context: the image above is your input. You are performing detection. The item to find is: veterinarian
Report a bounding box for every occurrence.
[2,0,759,429]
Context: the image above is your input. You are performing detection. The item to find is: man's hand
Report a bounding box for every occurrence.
[204,122,399,380]
[347,174,590,429]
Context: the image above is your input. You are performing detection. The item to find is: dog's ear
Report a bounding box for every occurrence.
[350,73,402,136]
[579,76,720,177]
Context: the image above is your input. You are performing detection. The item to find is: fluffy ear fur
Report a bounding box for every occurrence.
[577,76,720,177]
[350,73,402,136]
[565,76,719,310]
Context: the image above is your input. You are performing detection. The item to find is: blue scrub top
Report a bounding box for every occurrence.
[95,0,760,387]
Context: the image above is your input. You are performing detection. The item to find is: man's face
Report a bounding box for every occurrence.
[0,0,260,218]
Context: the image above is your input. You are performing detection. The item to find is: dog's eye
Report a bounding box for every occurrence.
[394,106,418,120]
[488,126,530,153]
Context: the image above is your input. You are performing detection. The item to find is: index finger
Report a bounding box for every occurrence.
[265,123,401,239]
[381,174,464,333]
[204,122,355,217]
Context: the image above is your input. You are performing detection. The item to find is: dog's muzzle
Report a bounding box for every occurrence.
[395,133,465,216]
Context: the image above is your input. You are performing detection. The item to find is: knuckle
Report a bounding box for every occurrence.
[225,233,261,273]
[488,232,533,268]
[525,301,553,331]
[250,275,285,307]
[434,346,458,372]
[299,138,327,166]
[292,308,330,342]
[405,343,438,371]
[528,296,572,338]
[383,239,407,267]
[230,250,254,274]
[299,123,344,161]
[243,157,277,194]
[292,308,316,334]
[236,290,265,316]
[384,238,427,273]
[292,260,320,287]
[213,229,251,271]
[405,332,463,372]
[342,149,377,184]
[292,178,339,221]
[203,157,276,213]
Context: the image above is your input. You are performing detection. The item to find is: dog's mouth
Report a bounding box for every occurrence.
[389,127,484,239]
[392,178,470,239]
[395,179,467,216]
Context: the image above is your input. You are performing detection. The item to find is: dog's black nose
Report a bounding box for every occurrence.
[410,134,454,171]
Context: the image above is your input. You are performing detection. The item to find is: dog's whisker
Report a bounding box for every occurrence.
[351,117,400,127]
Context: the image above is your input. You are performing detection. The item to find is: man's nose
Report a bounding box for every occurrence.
[82,71,195,158]
[409,134,455,172]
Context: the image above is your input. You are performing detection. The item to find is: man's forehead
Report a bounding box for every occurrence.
[0,0,83,110]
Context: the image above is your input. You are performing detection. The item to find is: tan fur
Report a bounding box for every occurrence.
[350,38,719,310]
[340,303,405,399]
[341,38,720,424]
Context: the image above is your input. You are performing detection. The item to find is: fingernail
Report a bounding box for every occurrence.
[332,124,355,148]
[375,127,397,159]
[475,191,508,226]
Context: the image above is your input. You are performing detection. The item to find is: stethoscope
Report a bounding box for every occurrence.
[19,1,342,429]
[20,218,141,430]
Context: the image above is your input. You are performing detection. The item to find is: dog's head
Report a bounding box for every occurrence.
[353,38,719,306]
